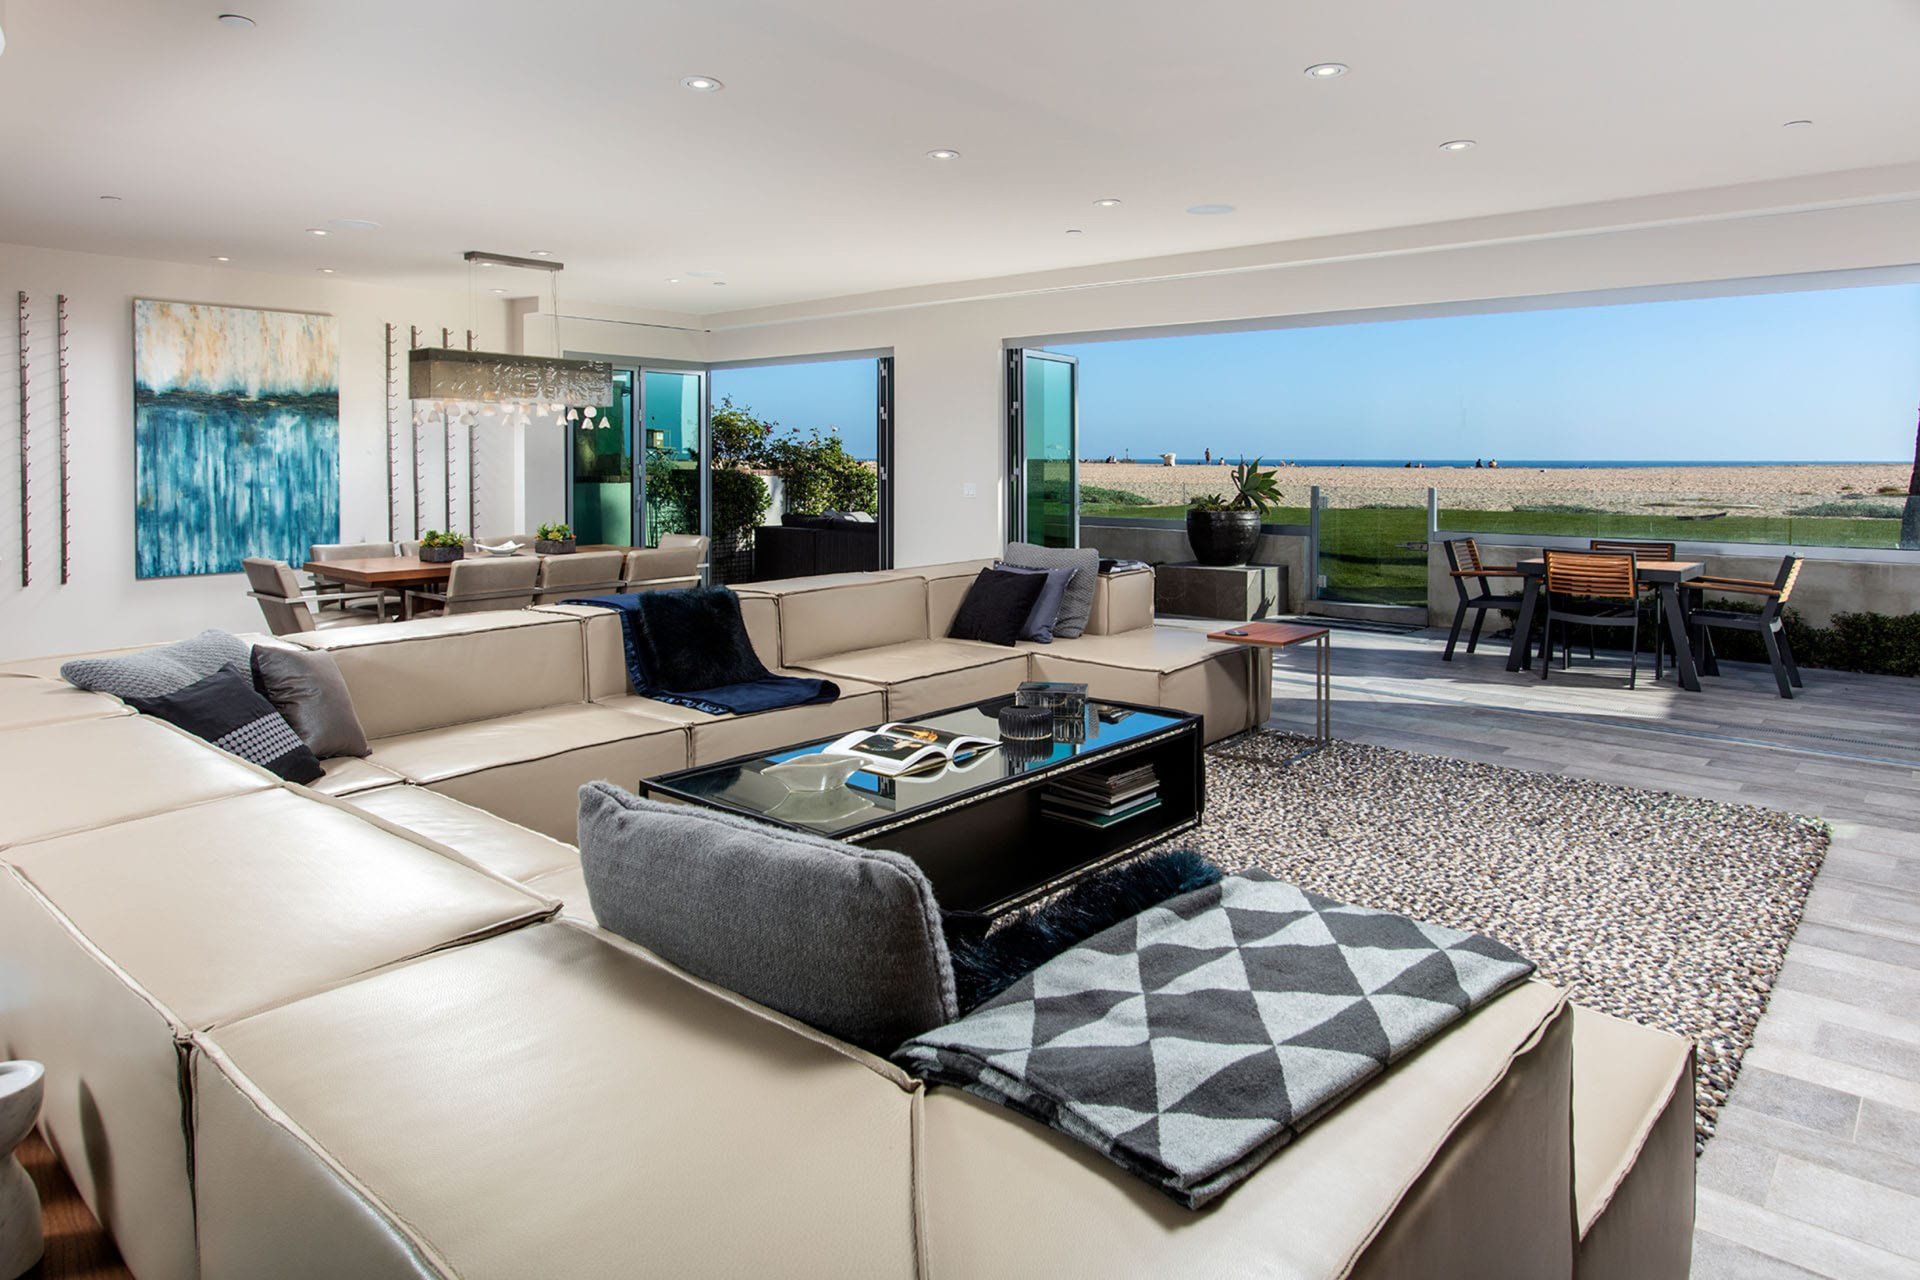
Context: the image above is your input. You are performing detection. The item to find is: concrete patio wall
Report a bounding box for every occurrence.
[1081,521,1311,613]
[1427,536,1920,629]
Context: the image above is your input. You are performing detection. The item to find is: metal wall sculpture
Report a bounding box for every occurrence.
[15,292,28,587]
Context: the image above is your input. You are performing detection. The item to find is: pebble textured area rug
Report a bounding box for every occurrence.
[1190,733,1830,1148]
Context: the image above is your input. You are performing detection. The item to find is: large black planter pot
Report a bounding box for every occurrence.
[1186,509,1262,566]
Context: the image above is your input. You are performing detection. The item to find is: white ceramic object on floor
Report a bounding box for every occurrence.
[0,1060,44,1280]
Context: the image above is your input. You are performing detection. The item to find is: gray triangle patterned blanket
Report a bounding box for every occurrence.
[895,871,1535,1208]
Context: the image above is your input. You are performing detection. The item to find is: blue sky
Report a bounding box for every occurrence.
[1056,284,1920,463]
[701,285,1920,465]
[712,358,878,458]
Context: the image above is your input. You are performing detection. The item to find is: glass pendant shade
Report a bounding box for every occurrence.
[408,346,612,409]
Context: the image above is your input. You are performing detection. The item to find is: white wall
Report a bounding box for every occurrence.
[0,241,513,660]
[699,192,1920,568]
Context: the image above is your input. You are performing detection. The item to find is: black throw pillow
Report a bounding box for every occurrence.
[127,663,325,784]
[948,568,1049,647]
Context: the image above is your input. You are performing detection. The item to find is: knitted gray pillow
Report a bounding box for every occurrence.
[577,783,958,1054]
[61,630,250,701]
[1001,542,1100,638]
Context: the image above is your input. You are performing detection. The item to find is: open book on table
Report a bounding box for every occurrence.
[821,723,1000,777]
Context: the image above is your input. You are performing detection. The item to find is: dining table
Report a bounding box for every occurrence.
[1503,557,1707,691]
[305,545,644,620]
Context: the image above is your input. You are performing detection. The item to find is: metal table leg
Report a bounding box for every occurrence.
[1506,576,1541,672]
[1657,582,1702,692]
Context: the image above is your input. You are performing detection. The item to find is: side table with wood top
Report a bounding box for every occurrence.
[1206,621,1331,751]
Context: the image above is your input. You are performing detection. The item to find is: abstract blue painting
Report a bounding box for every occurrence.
[134,299,339,579]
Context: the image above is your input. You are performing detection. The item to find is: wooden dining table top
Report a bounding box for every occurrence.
[306,545,645,588]
[1514,556,1704,584]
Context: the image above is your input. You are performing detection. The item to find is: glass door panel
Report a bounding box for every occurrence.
[571,370,633,545]
[639,370,704,547]
[1011,350,1078,547]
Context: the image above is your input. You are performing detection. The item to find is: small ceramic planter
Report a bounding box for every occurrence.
[0,1060,44,1280]
[535,538,577,556]
[419,545,465,564]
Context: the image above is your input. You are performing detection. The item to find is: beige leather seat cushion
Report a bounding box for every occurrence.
[308,755,405,797]
[598,681,887,766]
[916,980,1573,1280]
[791,640,1030,721]
[190,922,918,1280]
[1027,628,1265,744]
[343,785,580,882]
[1085,567,1155,635]
[289,611,589,740]
[1572,1007,1696,1280]
[525,863,593,923]
[771,575,930,666]
[365,704,689,841]
[0,788,553,1280]
[0,716,275,851]
[0,674,131,730]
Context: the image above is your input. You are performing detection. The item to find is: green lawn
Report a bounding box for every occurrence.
[1080,502,1906,608]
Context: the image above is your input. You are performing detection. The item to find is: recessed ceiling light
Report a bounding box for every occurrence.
[1783,119,1813,128]
[305,227,330,236]
[1304,62,1348,78]
[665,277,681,284]
[681,75,724,92]
[1065,228,1084,236]
[712,280,728,286]
[1186,203,1235,215]
[216,13,256,29]
[1438,139,1476,151]
[98,195,122,205]
[328,218,381,231]
[317,267,335,274]
[925,148,961,161]
[490,288,507,295]
[210,255,231,263]
[1093,198,1122,208]
[529,249,553,257]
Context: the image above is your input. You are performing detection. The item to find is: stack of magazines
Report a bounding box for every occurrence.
[1041,761,1161,829]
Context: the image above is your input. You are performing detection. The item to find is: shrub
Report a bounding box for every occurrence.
[1078,484,1153,506]
[419,529,462,549]
[1698,601,1920,678]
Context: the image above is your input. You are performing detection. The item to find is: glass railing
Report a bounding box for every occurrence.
[1315,487,1429,606]
[1437,488,1916,550]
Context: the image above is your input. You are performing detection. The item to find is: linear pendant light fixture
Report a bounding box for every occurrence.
[408,251,613,416]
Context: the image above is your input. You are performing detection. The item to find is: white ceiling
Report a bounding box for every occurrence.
[2,0,1919,316]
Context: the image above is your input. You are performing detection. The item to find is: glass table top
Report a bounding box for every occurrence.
[644,697,1192,839]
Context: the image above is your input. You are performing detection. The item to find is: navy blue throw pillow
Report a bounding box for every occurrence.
[127,663,325,784]
[948,568,1049,647]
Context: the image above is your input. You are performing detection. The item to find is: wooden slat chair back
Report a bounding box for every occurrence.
[1439,538,1523,662]
[1688,555,1805,697]
[1589,539,1675,562]
[1545,550,1636,600]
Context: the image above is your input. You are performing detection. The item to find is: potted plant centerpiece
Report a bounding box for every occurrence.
[535,522,577,556]
[1185,457,1281,566]
[417,529,465,564]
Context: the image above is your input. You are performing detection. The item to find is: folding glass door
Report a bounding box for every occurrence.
[566,367,706,548]
[1007,348,1079,547]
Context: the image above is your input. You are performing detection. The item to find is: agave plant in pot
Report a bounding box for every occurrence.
[1185,457,1281,566]
[417,529,465,564]
[535,521,577,555]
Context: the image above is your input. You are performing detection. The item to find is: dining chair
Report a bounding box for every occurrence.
[242,559,385,636]
[534,551,627,604]
[1588,539,1674,677]
[1541,550,1642,687]
[623,535,708,592]
[1688,556,1804,698]
[1440,537,1525,662]
[309,541,401,616]
[433,558,541,615]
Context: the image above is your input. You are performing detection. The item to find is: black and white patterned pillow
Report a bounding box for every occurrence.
[61,630,251,700]
[126,664,324,784]
[1001,543,1100,638]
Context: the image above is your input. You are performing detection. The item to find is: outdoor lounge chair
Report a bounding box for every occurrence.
[1690,555,1805,698]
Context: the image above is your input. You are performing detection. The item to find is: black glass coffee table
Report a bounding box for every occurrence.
[640,696,1205,918]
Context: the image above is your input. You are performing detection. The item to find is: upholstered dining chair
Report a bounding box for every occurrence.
[1440,537,1525,662]
[622,535,708,592]
[309,541,401,616]
[1540,550,1643,688]
[534,551,627,605]
[434,557,540,616]
[243,559,384,636]
[1689,555,1805,698]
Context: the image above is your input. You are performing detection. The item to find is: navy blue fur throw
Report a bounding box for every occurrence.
[946,849,1224,1012]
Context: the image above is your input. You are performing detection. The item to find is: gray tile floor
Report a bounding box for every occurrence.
[1216,622,1920,1279]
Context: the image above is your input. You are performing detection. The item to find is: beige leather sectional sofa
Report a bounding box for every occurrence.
[0,562,1695,1278]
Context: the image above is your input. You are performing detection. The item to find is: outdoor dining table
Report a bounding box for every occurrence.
[1503,557,1707,691]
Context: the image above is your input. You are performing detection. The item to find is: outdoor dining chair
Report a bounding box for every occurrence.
[1541,549,1643,688]
[1440,537,1525,661]
[1589,539,1675,678]
[1689,555,1805,698]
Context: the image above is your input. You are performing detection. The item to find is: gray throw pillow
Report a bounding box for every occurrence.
[577,783,958,1054]
[61,630,250,700]
[1002,542,1100,638]
[250,645,371,759]
[993,563,1076,643]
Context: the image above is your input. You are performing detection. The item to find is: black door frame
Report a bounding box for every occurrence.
[1005,347,1079,546]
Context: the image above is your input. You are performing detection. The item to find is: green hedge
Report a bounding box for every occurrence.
[1702,602,1920,678]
